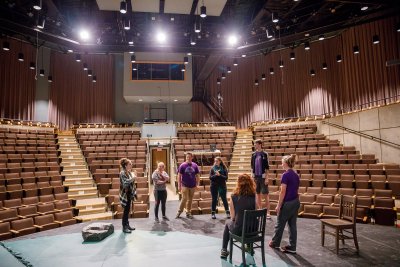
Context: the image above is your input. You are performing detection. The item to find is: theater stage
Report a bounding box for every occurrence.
[1,200,399,267]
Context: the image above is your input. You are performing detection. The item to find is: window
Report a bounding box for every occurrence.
[132,62,185,81]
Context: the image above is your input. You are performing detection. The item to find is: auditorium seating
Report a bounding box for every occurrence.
[255,123,398,225]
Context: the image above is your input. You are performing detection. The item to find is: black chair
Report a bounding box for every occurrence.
[229,208,267,267]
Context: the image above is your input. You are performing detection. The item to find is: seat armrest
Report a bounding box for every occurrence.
[10,229,19,234]
[34,224,43,229]
[18,215,26,219]
[54,220,62,224]
[298,211,304,216]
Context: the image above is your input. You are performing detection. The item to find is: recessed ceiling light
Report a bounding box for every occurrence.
[241,54,246,57]
[361,5,368,11]
[174,99,178,102]
[138,99,143,102]
[67,49,73,53]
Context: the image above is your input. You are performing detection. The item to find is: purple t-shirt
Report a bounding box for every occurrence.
[255,152,263,176]
[179,162,199,188]
[281,169,300,202]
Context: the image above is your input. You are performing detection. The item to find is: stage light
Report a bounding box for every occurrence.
[336,55,342,62]
[270,68,274,75]
[181,66,185,72]
[156,31,166,43]
[18,52,24,62]
[48,75,53,82]
[75,54,81,62]
[227,35,238,46]
[261,74,266,80]
[190,36,196,45]
[36,15,45,29]
[266,29,273,39]
[397,24,400,32]
[200,5,207,18]
[187,52,192,56]
[272,12,279,23]
[361,5,368,11]
[372,35,380,44]
[290,52,295,60]
[227,67,231,73]
[120,1,127,14]
[194,20,201,33]
[318,35,325,41]
[279,60,284,68]
[310,69,316,76]
[83,63,88,71]
[304,41,310,50]
[353,45,359,54]
[92,75,97,83]
[217,78,221,85]
[33,0,42,10]
[2,41,10,51]
[322,63,328,70]
[254,79,259,86]
[128,40,134,45]
[138,99,143,102]
[79,29,90,41]
[88,70,92,77]
[131,55,136,63]
[39,69,45,76]
[174,99,178,102]
[29,62,36,70]
[124,20,130,30]
[184,56,189,64]
[233,59,238,66]
[221,73,226,79]
[129,51,134,54]
[67,49,73,53]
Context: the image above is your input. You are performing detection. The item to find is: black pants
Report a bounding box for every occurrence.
[154,190,167,218]
[222,222,240,249]
[122,193,132,227]
[211,185,229,213]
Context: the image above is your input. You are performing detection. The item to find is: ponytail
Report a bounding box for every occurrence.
[282,154,297,168]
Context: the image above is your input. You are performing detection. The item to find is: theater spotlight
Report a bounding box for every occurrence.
[36,15,45,29]
[29,62,36,70]
[304,41,310,50]
[279,60,284,68]
[2,41,10,51]
[39,69,45,76]
[156,31,166,43]
[33,0,42,10]
[336,55,342,62]
[290,52,295,60]
[254,79,259,86]
[221,73,226,79]
[272,12,279,23]
[75,54,81,62]
[184,56,189,64]
[227,67,231,73]
[322,63,328,70]
[227,35,238,46]
[18,52,24,62]
[269,68,274,75]
[372,35,380,44]
[310,69,316,76]
[87,70,92,77]
[79,29,90,41]
[200,4,207,18]
[131,55,136,63]
[83,63,88,71]
[353,45,360,54]
[261,74,266,80]
[217,78,221,85]
[124,20,130,30]
[190,36,196,46]
[120,1,127,14]
[92,75,97,83]
[233,59,238,66]
[48,75,53,82]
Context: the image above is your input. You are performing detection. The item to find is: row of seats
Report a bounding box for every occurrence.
[253,124,317,132]
[260,140,340,148]
[0,162,61,173]
[254,129,316,137]
[0,139,56,146]
[76,129,140,135]
[80,140,145,149]
[281,163,400,175]
[0,193,74,210]
[82,146,146,155]
[77,134,140,141]
[174,139,234,145]
[0,146,57,154]
[1,181,67,200]
[0,128,54,134]
[93,170,145,183]
[263,146,357,155]
[86,152,146,162]
[256,134,326,142]
[0,153,58,163]
[88,161,144,173]
[177,133,235,139]
[269,154,376,165]
[0,171,62,185]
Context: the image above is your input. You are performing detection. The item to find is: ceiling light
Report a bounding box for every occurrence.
[227,35,238,46]
[75,54,81,62]
[18,52,24,62]
[124,20,130,30]
[131,55,136,63]
[217,78,221,85]
[227,67,231,73]
[190,36,196,45]
[372,35,380,44]
[254,79,259,86]
[187,52,192,56]
[79,29,90,41]
[120,1,127,14]
[279,60,284,68]
[353,45,360,54]
[266,29,273,39]
[261,74,266,80]
[221,73,226,79]
[322,63,328,70]
[233,59,238,66]
[194,20,201,33]
[36,15,45,29]
[397,24,400,32]
[48,76,53,83]
[128,40,134,45]
[361,5,368,11]
[272,12,279,23]
[129,51,134,54]
[200,5,207,18]
[181,66,185,72]
[156,31,166,43]
[67,49,73,53]
[33,0,42,10]
[39,69,45,76]
[304,41,310,50]
[92,76,96,83]
[132,65,137,71]
[290,52,295,60]
[318,35,325,41]
[270,68,274,74]
[88,70,92,77]
[83,63,88,71]
[184,56,189,64]
[241,54,246,58]
[29,62,36,70]
[336,55,342,62]
[310,69,316,76]
[174,99,178,102]
[2,41,10,51]
[138,99,143,102]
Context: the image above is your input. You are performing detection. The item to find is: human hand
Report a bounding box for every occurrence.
[264,179,268,186]
[216,171,220,176]
[275,205,281,216]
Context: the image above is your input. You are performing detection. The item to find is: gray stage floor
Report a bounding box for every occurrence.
[1,200,399,267]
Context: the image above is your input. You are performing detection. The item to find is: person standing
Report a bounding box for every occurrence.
[209,156,230,219]
[251,139,271,218]
[220,174,256,258]
[152,162,170,222]
[176,152,200,219]
[119,158,137,233]
[269,154,300,254]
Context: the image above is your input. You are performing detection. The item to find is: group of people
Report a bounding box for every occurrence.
[118,139,300,257]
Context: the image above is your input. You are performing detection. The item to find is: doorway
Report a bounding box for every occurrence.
[151,148,169,175]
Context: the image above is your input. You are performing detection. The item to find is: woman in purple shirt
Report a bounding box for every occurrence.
[269,154,300,254]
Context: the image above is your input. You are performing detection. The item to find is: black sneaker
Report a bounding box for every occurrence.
[175,212,182,219]
[155,217,160,223]
[220,249,229,259]
[162,216,169,221]
[123,227,131,234]
[127,225,135,231]
[186,213,194,219]
[280,245,296,254]
[226,211,231,219]
[211,212,216,219]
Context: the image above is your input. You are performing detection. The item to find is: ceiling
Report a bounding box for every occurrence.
[0,0,399,56]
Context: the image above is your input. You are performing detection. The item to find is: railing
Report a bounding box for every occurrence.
[72,122,142,129]
[0,118,57,128]
[176,121,233,127]
[322,121,400,149]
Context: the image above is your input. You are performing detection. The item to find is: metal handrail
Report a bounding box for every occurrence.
[322,121,400,149]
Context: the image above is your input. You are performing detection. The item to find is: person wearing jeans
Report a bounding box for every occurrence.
[152,162,169,222]
[209,156,230,219]
[176,152,200,219]
[269,154,300,254]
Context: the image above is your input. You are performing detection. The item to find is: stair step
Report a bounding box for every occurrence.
[69,187,98,194]
[69,192,99,200]
[75,212,113,222]
[63,174,92,179]
[78,207,107,215]
[61,164,87,168]
[75,198,107,208]
[62,169,90,175]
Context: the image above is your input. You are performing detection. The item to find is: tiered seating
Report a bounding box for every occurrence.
[255,123,399,226]
[173,126,236,188]
[76,129,149,217]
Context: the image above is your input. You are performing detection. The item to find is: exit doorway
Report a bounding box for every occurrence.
[151,148,169,175]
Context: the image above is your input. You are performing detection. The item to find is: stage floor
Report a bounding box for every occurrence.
[1,200,399,267]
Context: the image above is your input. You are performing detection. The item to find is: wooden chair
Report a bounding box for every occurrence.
[320,195,359,254]
[229,209,267,267]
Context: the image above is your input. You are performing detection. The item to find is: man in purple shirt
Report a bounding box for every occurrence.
[251,139,270,218]
[176,152,200,219]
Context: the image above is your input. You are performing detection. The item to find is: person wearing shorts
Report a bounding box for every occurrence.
[251,139,271,218]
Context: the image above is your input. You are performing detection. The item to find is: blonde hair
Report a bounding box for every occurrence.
[233,174,256,197]
[282,154,297,168]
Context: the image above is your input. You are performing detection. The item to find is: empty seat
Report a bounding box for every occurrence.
[300,204,323,218]
[354,175,370,189]
[370,175,386,190]
[387,175,400,198]
[132,204,149,218]
[321,187,337,196]
[315,195,334,206]
[0,209,20,223]
[18,205,39,219]
[54,211,77,227]
[355,189,373,198]
[374,189,393,199]
[198,200,212,214]
[299,194,316,205]
[373,198,396,226]
[10,218,36,237]
[34,214,59,231]
[338,188,354,196]
[0,222,12,240]
[306,187,322,196]
[321,206,339,219]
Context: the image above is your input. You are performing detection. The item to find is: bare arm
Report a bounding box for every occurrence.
[177,173,182,190]
[195,173,200,186]
[229,197,235,220]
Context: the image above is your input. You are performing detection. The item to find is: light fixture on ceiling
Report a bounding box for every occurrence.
[318,34,325,41]
[156,31,166,43]
[304,41,310,50]
[18,52,24,62]
[33,0,42,10]
[184,56,189,64]
[2,41,10,51]
[29,62,36,70]
[174,99,178,102]
[88,70,92,77]
[372,35,380,44]
[261,74,266,80]
[83,63,88,71]
[290,52,295,60]
[67,49,73,53]
[200,2,207,18]
[270,68,274,75]
[75,54,81,62]
[129,50,134,54]
[132,65,137,71]
[217,78,221,85]
[322,63,328,70]
[266,29,273,39]
[128,39,134,45]
[181,66,185,72]
[48,75,53,83]
[79,29,90,41]
[227,67,231,73]
[310,69,316,76]
[227,35,238,46]
[120,1,127,14]
[233,58,238,66]
[190,35,196,45]
[361,5,368,11]
[187,52,192,56]
[124,20,130,30]
[397,24,400,32]
[221,73,226,79]
[36,15,45,29]
[353,45,360,54]
[254,79,259,86]
[241,54,246,58]
[92,75,97,83]
[194,20,201,33]
[131,55,136,63]
[336,55,342,62]
[39,69,45,76]
[138,99,143,102]
[279,60,284,68]
[272,12,279,23]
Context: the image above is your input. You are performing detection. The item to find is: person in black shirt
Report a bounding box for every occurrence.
[209,156,230,219]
